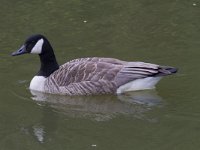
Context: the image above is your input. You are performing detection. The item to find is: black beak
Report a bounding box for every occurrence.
[12,45,28,56]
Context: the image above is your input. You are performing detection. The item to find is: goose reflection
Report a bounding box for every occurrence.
[28,90,164,143]
[30,90,163,121]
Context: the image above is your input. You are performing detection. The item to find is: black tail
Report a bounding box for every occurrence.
[156,66,178,76]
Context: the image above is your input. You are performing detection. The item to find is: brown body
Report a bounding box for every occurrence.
[44,57,176,95]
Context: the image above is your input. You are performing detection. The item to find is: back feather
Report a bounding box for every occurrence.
[44,58,177,95]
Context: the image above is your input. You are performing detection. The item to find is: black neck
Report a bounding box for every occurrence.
[37,42,59,77]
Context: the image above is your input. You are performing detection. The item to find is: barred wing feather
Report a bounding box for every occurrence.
[44,58,176,95]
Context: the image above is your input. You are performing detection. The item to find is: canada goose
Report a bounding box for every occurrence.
[12,34,177,95]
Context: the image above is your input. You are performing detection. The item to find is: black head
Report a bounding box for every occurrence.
[12,34,59,77]
[12,34,49,56]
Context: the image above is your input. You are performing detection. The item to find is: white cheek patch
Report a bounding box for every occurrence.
[31,39,44,54]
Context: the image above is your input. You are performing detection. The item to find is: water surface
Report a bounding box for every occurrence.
[0,0,200,149]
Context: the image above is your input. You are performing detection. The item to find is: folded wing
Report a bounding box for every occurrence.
[44,58,177,95]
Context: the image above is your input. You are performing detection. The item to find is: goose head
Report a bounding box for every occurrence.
[12,34,59,77]
[12,34,51,56]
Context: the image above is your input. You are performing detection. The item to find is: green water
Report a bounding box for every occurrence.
[0,0,200,149]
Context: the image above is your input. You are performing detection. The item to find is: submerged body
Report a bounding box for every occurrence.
[12,34,177,95]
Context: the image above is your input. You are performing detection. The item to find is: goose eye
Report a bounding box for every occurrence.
[26,42,35,51]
